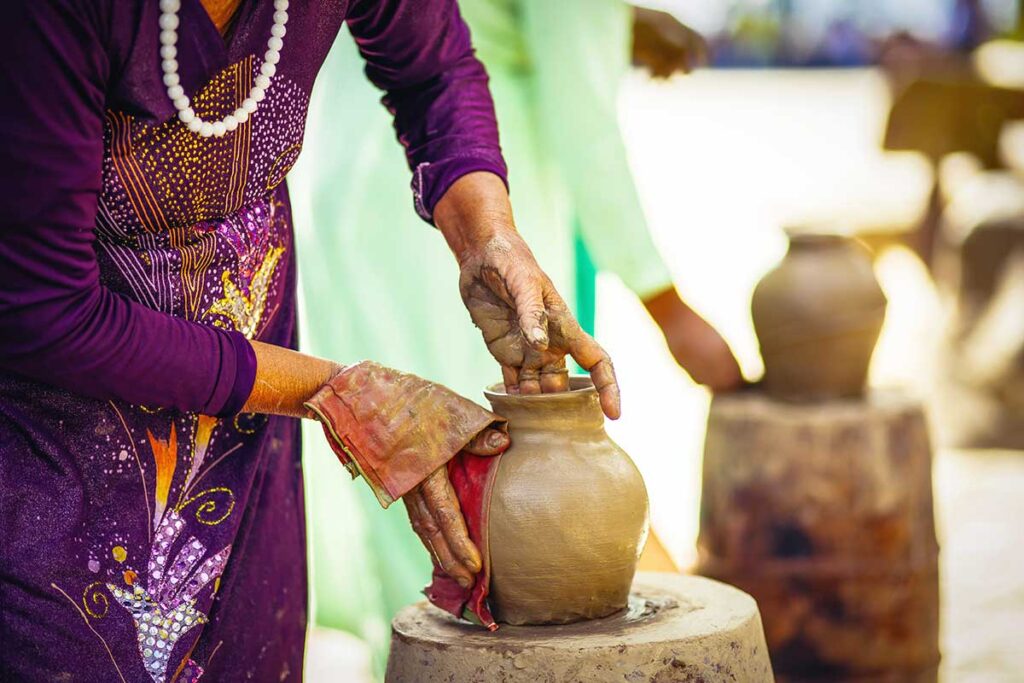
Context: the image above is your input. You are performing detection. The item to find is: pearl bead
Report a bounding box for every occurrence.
[159,13,179,31]
[161,0,288,136]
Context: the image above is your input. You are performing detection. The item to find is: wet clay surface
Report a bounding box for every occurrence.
[385,573,774,682]
[484,379,649,625]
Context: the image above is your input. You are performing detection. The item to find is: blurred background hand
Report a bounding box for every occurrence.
[632,7,710,78]
[642,286,744,392]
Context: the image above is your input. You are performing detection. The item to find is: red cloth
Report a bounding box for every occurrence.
[425,450,503,630]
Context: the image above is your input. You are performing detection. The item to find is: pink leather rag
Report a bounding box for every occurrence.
[304,361,504,508]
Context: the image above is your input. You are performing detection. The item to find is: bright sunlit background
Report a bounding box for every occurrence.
[306,2,1024,680]
[597,64,1022,682]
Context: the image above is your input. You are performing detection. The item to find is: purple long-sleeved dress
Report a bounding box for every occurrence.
[0,1,505,680]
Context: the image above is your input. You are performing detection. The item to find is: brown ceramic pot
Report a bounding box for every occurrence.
[483,378,649,626]
[752,231,887,401]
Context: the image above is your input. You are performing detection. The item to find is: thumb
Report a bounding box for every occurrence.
[463,427,510,456]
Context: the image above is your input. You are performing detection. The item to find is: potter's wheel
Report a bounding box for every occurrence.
[385,572,774,682]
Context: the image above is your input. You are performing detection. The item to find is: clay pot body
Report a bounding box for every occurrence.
[752,233,887,401]
[483,378,649,626]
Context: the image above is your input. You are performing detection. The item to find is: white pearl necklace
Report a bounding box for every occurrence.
[159,0,289,138]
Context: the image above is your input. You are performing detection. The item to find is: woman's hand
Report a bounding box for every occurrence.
[302,360,510,587]
[643,286,743,392]
[435,172,621,419]
[403,427,509,588]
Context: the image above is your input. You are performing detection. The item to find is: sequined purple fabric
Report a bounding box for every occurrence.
[0,1,505,681]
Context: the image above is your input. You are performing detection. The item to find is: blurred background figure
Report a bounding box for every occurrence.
[290,0,741,675]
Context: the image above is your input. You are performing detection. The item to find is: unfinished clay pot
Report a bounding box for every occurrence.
[752,231,887,401]
[483,378,649,625]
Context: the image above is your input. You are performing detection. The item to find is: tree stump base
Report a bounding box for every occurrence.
[385,573,774,682]
[698,390,940,682]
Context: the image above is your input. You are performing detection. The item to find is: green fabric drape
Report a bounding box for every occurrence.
[289,0,673,673]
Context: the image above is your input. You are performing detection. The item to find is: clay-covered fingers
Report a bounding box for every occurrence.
[500,266,550,352]
[517,367,541,395]
[477,255,549,352]
[419,468,481,584]
[404,487,472,587]
[567,330,620,419]
[540,358,569,393]
[463,427,511,456]
[501,365,520,395]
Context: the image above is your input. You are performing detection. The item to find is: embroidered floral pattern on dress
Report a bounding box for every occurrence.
[108,510,230,683]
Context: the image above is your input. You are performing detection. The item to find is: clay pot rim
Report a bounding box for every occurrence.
[484,375,596,402]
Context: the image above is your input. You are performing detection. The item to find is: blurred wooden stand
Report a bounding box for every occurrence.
[697,391,939,682]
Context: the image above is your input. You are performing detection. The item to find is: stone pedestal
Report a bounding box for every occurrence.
[698,391,940,682]
[385,573,773,682]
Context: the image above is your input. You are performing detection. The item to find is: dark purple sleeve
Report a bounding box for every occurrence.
[0,1,256,417]
[345,0,508,221]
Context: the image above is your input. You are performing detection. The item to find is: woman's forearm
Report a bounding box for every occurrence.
[241,340,343,418]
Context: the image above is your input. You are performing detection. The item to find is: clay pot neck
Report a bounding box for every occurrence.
[484,377,605,431]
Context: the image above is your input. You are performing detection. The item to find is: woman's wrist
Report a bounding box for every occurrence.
[240,340,343,419]
[434,171,516,263]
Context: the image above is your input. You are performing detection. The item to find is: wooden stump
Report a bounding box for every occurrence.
[697,391,940,682]
[385,573,774,682]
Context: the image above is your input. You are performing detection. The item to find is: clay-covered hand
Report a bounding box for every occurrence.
[644,286,744,392]
[632,7,709,78]
[458,229,621,419]
[433,172,619,417]
[403,428,509,588]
